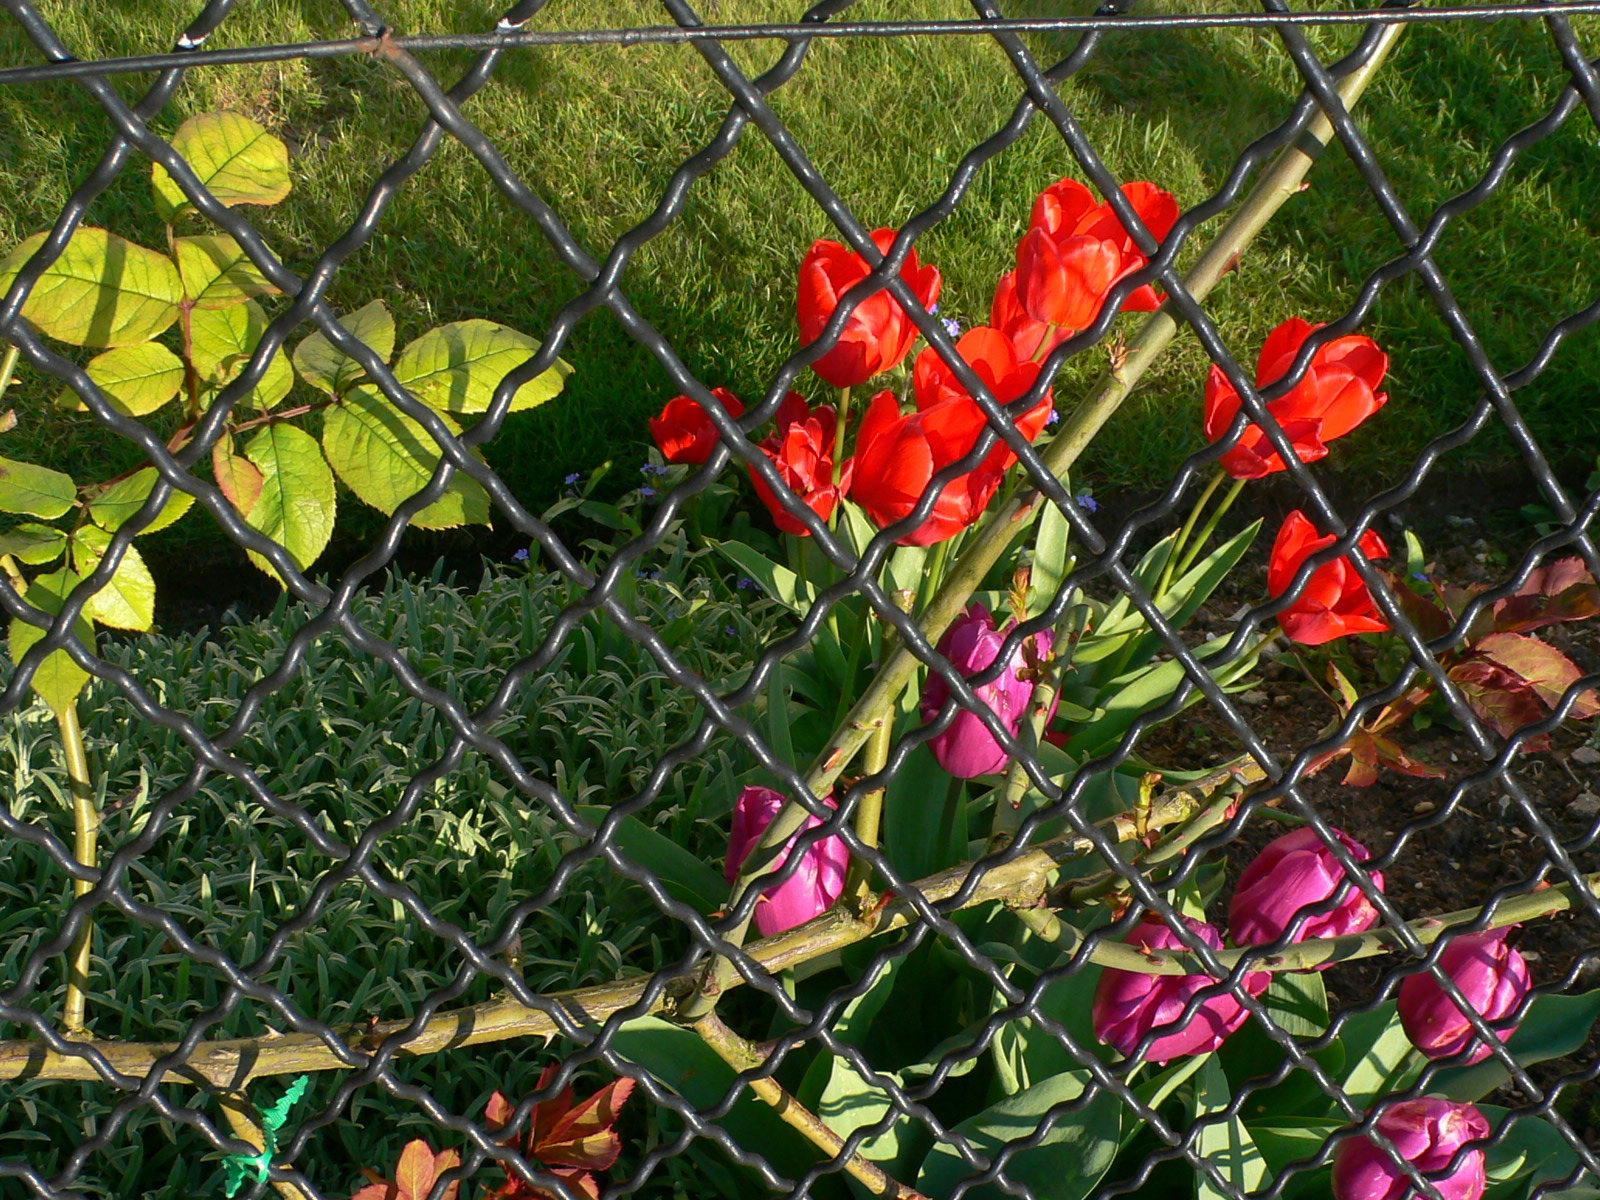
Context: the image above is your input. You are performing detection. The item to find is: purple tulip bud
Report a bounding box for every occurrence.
[920,604,1058,779]
[1398,929,1531,1064]
[724,786,849,938]
[1229,826,1384,950]
[1091,915,1270,1064]
[1333,1098,1490,1200]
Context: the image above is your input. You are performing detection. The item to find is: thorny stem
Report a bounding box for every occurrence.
[0,342,19,407]
[847,710,895,905]
[691,1012,932,1200]
[687,29,1405,1021]
[990,639,1069,851]
[58,702,97,1036]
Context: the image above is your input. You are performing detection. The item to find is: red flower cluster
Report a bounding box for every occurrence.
[1204,317,1388,479]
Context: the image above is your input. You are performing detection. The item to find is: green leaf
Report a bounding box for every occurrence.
[609,1016,815,1179]
[292,299,395,396]
[1195,1057,1268,1200]
[1030,498,1074,614]
[212,442,264,515]
[241,423,335,582]
[1479,1106,1591,1200]
[575,805,726,913]
[69,525,156,631]
[393,319,572,416]
[0,456,75,519]
[708,539,815,615]
[70,342,185,416]
[174,233,279,309]
[189,299,293,410]
[883,740,964,882]
[815,1056,917,1168]
[1323,1001,1422,1111]
[87,467,195,535]
[321,385,490,530]
[918,1070,1121,1200]
[7,568,94,716]
[1434,989,1600,1102]
[1260,968,1329,1038]
[0,523,67,565]
[1246,1118,1342,1198]
[151,111,291,222]
[0,228,183,347]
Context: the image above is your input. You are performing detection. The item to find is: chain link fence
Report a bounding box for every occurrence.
[1,1,1598,1198]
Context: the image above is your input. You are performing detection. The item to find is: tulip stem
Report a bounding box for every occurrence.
[1172,475,1248,582]
[1029,323,1058,364]
[1156,467,1228,602]
[690,1012,933,1200]
[921,537,951,618]
[686,27,1407,1020]
[936,774,966,867]
[832,385,851,499]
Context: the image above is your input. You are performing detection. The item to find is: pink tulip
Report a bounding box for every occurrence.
[724,786,848,937]
[1092,915,1269,1064]
[1229,827,1384,950]
[1399,929,1531,1064]
[1333,1098,1490,1200]
[920,604,1058,779]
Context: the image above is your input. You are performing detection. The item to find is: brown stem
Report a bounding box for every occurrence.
[58,703,97,1036]
[217,1090,314,1200]
[691,1012,931,1200]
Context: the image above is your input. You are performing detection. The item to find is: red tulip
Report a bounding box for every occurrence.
[1267,510,1390,646]
[1014,178,1178,333]
[991,270,1066,361]
[852,390,1005,546]
[649,388,747,465]
[748,393,851,536]
[1204,317,1388,479]
[797,228,943,388]
[911,326,1053,472]
[1398,929,1532,1065]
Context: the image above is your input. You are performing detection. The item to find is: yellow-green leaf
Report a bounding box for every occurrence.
[69,525,156,631]
[393,319,572,416]
[8,568,95,716]
[242,423,335,583]
[190,300,293,410]
[87,467,195,535]
[292,299,395,397]
[151,112,292,222]
[323,385,491,530]
[0,523,67,565]
[175,233,280,309]
[0,456,75,519]
[66,342,186,416]
[0,228,183,347]
[212,440,264,515]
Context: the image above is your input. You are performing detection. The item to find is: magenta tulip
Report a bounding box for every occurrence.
[1229,827,1384,949]
[1333,1098,1491,1200]
[1092,915,1269,1064]
[920,604,1058,779]
[1398,929,1531,1064]
[724,786,849,938]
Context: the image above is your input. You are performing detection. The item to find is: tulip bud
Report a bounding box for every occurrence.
[1398,929,1531,1064]
[1092,915,1269,1065]
[1229,826,1384,950]
[1332,1098,1490,1200]
[724,786,849,938]
[920,604,1058,779]
[649,388,745,465]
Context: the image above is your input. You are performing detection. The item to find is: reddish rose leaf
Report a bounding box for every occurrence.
[1371,733,1448,778]
[351,1140,460,1200]
[1494,581,1600,633]
[1379,571,1453,641]
[1449,658,1550,742]
[1341,730,1380,787]
[1477,632,1600,718]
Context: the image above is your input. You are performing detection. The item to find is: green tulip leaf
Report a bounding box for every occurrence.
[87,467,195,535]
[0,456,75,519]
[292,299,395,397]
[151,111,291,222]
[0,228,183,347]
[189,299,293,411]
[321,385,490,529]
[174,233,280,309]
[241,423,335,583]
[1195,1057,1269,1200]
[68,525,156,631]
[574,805,726,914]
[67,342,186,416]
[393,319,572,416]
[7,568,95,716]
[0,523,68,566]
[1434,989,1600,1102]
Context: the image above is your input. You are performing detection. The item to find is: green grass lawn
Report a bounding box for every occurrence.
[1,0,1597,567]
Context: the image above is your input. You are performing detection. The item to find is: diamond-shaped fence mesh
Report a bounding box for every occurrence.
[0,1,1598,1198]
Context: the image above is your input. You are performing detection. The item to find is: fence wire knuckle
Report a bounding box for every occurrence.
[0,0,1597,1198]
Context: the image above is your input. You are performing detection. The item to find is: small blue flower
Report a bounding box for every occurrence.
[564,472,581,486]
[724,625,738,637]
[637,568,661,581]
[641,462,670,477]
[1046,409,1061,427]
[928,301,940,315]
[512,548,530,562]
[1076,492,1098,514]
[1411,572,1429,583]
[737,576,759,591]
[639,485,656,499]
[941,317,962,339]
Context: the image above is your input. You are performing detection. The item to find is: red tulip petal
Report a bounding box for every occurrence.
[1257,316,1319,386]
